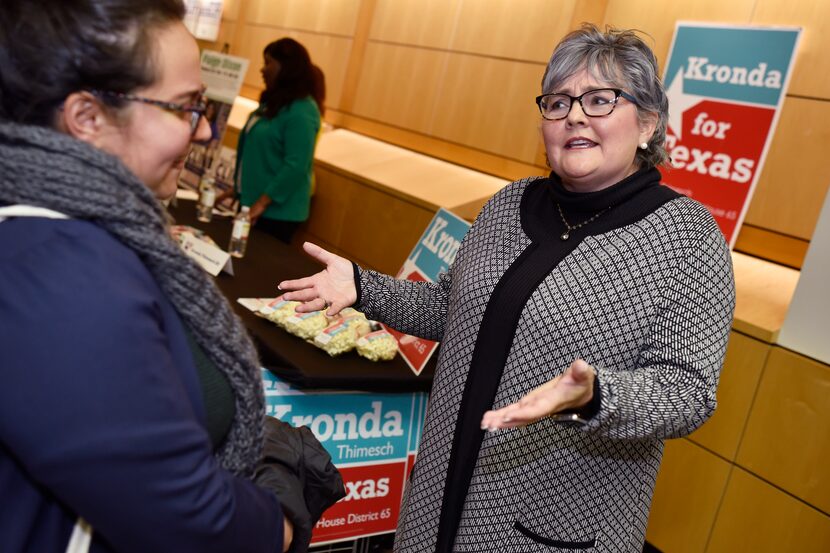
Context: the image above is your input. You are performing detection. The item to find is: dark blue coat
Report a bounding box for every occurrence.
[0,217,283,553]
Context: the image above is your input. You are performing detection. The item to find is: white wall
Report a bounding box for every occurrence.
[778,186,830,363]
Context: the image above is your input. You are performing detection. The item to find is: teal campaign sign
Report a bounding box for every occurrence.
[661,23,800,245]
[398,208,471,282]
[664,25,799,107]
[262,370,428,545]
[387,208,472,375]
[263,378,424,464]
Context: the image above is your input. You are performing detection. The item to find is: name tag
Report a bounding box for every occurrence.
[179,232,233,276]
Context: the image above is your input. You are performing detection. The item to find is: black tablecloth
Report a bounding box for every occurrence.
[169,200,435,392]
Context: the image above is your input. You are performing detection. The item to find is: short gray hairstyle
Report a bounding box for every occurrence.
[541,24,669,168]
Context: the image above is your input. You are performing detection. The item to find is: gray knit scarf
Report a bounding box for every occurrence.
[0,122,263,477]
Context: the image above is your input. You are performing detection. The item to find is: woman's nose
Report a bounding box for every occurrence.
[192,114,212,143]
[565,100,588,125]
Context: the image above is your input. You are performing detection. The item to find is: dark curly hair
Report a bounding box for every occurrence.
[0,0,185,126]
[260,38,317,119]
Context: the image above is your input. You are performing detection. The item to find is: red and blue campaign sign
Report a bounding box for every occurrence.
[661,23,800,245]
[383,208,471,375]
[262,370,427,545]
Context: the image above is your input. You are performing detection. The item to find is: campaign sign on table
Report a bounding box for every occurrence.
[383,208,471,375]
[661,23,800,245]
[262,370,427,545]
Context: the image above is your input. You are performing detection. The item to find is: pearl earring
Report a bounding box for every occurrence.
[639,142,648,150]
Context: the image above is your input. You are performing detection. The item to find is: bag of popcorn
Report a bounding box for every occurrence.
[356,329,398,361]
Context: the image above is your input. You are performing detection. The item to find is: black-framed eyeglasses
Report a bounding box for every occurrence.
[90,88,207,135]
[535,88,638,120]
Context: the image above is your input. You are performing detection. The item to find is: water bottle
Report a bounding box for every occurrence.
[229,206,251,258]
[196,171,216,223]
[215,159,227,182]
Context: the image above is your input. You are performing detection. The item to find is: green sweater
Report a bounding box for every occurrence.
[235,96,320,222]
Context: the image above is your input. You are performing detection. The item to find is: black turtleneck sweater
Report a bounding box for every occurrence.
[434,167,680,552]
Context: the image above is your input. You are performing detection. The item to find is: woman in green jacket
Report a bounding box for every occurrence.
[235,38,321,243]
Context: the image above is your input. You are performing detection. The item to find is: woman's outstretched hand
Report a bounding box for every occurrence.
[278,242,357,316]
[480,359,596,431]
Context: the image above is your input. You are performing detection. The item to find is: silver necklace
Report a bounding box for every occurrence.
[556,203,610,241]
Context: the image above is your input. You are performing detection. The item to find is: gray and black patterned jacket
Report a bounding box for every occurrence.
[357,173,735,552]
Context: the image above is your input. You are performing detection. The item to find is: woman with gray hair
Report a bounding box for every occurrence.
[279,24,735,552]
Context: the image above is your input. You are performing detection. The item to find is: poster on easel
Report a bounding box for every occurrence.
[179,49,248,213]
[660,23,801,246]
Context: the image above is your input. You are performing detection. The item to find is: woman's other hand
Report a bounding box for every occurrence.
[215,188,235,205]
[480,359,595,430]
[250,194,272,225]
[282,517,293,552]
[278,242,356,316]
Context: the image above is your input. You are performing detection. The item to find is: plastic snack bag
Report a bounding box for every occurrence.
[313,315,371,357]
[284,310,329,340]
[259,297,301,327]
[356,329,398,361]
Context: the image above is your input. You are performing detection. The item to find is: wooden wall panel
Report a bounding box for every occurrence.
[429,55,544,164]
[337,0,377,114]
[233,27,278,89]
[736,347,830,514]
[602,0,756,71]
[222,125,240,151]
[245,0,361,36]
[303,167,355,249]
[570,0,610,29]
[221,0,240,21]
[298,35,353,111]
[688,332,769,461]
[338,184,435,274]
[301,166,435,274]
[325,111,546,183]
[734,225,809,269]
[351,43,447,134]
[451,0,578,62]
[707,468,830,552]
[196,20,237,52]
[646,439,731,553]
[752,0,830,99]
[369,0,461,49]
[744,96,830,240]
[730,252,799,343]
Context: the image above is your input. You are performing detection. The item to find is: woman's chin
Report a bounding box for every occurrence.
[558,165,600,189]
[149,171,181,200]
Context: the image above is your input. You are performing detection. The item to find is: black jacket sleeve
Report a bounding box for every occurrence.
[254,416,345,553]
